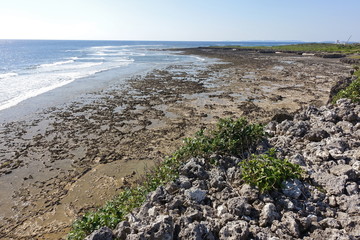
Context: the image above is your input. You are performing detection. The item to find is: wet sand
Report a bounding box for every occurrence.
[0,49,352,239]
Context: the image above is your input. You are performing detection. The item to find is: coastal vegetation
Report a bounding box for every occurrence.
[220,43,360,54]
[240,148,303,192]
[332,67,360,103]
[177,118,265,158]
[68,118,303,240]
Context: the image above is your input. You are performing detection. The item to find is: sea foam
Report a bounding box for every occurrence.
[39,59,75,68]
[0,72,18,79]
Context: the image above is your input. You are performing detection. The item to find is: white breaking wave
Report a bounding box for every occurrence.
[66,62,104,69]
[78,57,105,60]
[39,62,105,72]
[0,57,134,111]
[0,79,74,111]
[115,58,135,62]
[90,46,119,49]
[0,72,18,79]
[193,56,205,61]
[90,52,127,57]
[39,59,74,68]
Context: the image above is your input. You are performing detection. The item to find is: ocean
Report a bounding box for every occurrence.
[0,40,298,119]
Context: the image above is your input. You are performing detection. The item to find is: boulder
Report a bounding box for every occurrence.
[330,165,357,180]
[219,220,249,240]
[305,129,330,142]
[259,203,279,227]
[312,172,347,195]
[282,179,303,199]
[271,112,294,123]
[310,228,351,240]
[179,158,208,179]
[185,187,207,203]
[227,197,252,217]
[147,215,174,240]
[85,227,113,240]
[114,221,131,240]
[178,222,215,240]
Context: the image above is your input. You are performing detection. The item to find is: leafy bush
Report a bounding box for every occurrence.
[332,69,360,103]
[68,118,266,239]
[240,148,303,192]
[177,118,266,158]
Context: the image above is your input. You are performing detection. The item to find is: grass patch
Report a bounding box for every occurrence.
[68,118,266,240]
[349,55,360,59]
[239,148,303,192]
[332,68,360,103]
[216,43,360,54]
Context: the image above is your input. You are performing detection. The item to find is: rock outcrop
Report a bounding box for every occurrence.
[87,99,359,240]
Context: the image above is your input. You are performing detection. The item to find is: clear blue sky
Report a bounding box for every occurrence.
[0,0,359,42]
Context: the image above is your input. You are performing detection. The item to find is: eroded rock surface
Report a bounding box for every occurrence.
[87,99,359,240]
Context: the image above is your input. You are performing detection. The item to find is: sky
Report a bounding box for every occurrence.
[0,0,359,42]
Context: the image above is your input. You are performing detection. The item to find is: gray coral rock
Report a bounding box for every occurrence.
[113,221,131,240]
[85,227,113,240]
[227,197,252,217]
[87,100,359,240]
[178,222,215,240]
[219,220,249,240]
[282,179,303,199]
[185,187,207,203]
[259,203,279,227]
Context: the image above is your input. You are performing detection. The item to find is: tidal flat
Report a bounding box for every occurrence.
[0,48,352,239]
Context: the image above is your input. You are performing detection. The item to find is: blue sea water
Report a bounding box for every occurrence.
[0,40,299,114]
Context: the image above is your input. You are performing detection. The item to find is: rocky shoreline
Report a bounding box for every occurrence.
[86,99,360,240]
[0,48,354,239]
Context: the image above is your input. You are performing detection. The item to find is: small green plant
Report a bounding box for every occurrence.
[332,69,360,103]
[68,118,266,239]
[177,118,266,158]
[239,148,303,192]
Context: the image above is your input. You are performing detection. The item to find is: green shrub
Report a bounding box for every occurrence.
[332,69,360,103]
[240,148,303,192]
[177,118,266,158]
[68,118,266,239]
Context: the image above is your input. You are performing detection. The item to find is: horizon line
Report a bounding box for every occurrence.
[1,38,356,43]
[0,38,310,42]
